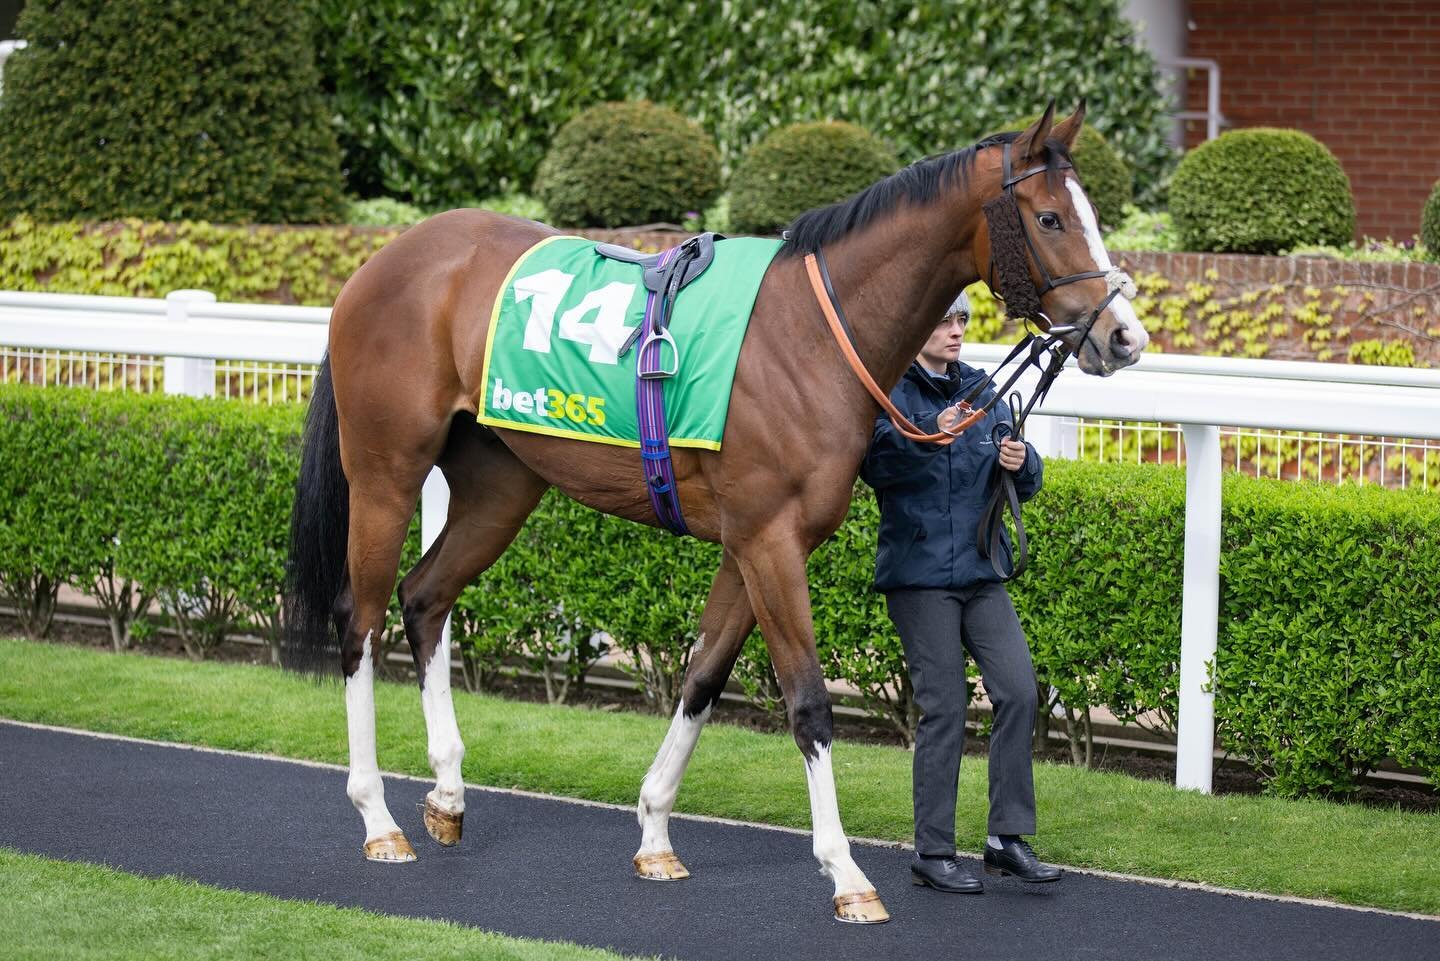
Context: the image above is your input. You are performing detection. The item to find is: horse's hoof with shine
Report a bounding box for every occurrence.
[422,798,463,846]
[633,851,690,881]
[833,890,890,924]
[362,830,417,863]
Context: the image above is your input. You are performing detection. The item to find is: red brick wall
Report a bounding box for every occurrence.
[1183,0,1440,240]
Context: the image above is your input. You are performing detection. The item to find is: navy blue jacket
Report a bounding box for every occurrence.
[859,361,1043,593]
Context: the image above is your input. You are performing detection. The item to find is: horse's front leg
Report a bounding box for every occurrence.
[734,529,889,924]
[634,549,755,880]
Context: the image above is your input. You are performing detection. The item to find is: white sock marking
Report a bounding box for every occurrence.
[636,699,711,856]
[421,636,466,813]
[803,742,873,897]
[345,632,402,841]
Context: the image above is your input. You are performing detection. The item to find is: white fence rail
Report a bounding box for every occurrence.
[4,290,1440,793]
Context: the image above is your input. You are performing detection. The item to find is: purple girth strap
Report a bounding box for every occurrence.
[636,248,689,535]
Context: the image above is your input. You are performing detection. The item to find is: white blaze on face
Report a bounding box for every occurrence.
[1064,177,1149,354]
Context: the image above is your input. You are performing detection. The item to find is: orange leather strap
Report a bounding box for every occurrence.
[804,253,984,446]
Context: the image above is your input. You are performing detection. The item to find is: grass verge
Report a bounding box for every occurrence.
[0,848,647,961]
[1,638,1436,915]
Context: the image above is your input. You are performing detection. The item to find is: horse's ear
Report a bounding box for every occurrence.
[1051,99,1087,152]
[1015,101,1057,161]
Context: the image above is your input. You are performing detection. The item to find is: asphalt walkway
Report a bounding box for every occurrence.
[0,721,1434,961]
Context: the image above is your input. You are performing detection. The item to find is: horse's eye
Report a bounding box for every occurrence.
[1037,212,1062,231]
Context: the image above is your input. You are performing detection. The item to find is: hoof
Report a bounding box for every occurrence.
[833,890,890,924]
[362,830,417,863]
[633,851,690,881]
[422,798,463,846]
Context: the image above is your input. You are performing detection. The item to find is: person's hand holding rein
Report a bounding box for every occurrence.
[997,438,1026,472]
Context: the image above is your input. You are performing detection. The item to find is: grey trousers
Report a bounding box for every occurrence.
[886,583,1039,853]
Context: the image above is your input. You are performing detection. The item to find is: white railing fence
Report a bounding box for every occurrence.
[4,289,1440,793]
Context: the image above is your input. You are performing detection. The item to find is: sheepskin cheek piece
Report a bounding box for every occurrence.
[983,193,1044,321]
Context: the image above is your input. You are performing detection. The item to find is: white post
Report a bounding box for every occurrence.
[1176,423,1221,792]
[420,467,451,652]
[163,290,217,397]
[1022,413,1076,460]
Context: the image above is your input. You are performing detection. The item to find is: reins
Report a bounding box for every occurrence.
[801,136,1140,580]
[803,253,985,445]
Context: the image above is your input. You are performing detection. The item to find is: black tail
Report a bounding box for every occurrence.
[282,356,349,676]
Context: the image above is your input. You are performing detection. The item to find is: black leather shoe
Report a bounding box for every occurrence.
[982,837,1062,883]
[910,854,984,894]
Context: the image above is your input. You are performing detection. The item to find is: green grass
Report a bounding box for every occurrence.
[2,638,1437,915]
[0,849,647,961]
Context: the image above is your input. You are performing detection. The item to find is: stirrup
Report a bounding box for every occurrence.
[637,327,679,380]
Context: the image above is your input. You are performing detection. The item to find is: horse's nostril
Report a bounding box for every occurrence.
[1110,326,1132,354]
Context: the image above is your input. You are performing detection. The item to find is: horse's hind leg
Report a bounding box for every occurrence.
[398,419,549,847]
[634,549,755,880]
[337,474,429,863]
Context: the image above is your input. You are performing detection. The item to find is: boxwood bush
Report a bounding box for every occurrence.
[535,102,720,228]
[1421,179,1440,261]
[3,384,1435,796]
[1170,129,1356,254]
[0,0,345,224]
[728,122,900,234]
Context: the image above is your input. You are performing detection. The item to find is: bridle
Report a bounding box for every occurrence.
[984,140,1135,386]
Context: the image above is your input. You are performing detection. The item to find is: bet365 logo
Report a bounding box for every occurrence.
[491,378,606,426]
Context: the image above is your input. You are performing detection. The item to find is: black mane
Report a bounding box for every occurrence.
[778,131,1074,256]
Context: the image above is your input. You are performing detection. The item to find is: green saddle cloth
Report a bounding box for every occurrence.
[478,235,782,450]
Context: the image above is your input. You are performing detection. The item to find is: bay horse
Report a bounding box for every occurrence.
[283,104,1149,923]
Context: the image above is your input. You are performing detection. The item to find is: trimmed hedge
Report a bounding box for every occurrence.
[535,102,720,228]
[728,122,900,235]
[3,384,1436,795]
[1422,179,1440,260]
[1170,129,1356,254]
[312,0,1172,208]
[0,387,301,659]
[0,1,345,224]
[1006,115,1133,230]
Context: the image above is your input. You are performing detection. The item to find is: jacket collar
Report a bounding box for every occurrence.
[905,360,989,400]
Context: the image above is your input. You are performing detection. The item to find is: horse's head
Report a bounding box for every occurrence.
[975,103,1149,376]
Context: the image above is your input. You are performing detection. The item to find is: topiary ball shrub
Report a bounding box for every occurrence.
[1007,115,1133,230]
[0,0,345,224]
[1170,128,1355,254]
[534,101,720,228]
[729,122,900,235]
[1421,179,1440,261]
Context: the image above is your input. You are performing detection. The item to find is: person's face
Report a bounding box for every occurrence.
[920,312,967,369]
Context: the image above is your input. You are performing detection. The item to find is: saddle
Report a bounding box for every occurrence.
[595,231,721,297]
[595,231,724,538]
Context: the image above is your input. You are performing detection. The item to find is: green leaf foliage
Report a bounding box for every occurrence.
[2,387,1434,794]
[0,386,302,658]
[311,0,1174,208]
[0,216,398,305]
[0,1,345,224]
[1421,179,1440,261]
[1170,129,1357,254]
[728,122,900,235]
[535,102,720,228]
[1007,114,1133,230]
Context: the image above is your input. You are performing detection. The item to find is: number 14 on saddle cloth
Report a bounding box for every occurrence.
[478,235,782,450]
